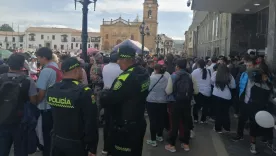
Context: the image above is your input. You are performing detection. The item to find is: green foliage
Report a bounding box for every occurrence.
[0,24,14,32]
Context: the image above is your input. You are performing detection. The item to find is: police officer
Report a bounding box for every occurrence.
[105,45,150,156]
[46,57,98,156]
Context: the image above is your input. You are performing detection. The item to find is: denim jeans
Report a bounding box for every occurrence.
[0,124,28,156]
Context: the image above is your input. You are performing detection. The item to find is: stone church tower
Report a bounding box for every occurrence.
[143,0,158,53]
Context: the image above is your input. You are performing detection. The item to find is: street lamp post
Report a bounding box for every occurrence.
[139,21,150,60]
[74,0,97,63]
[155,35,162,56]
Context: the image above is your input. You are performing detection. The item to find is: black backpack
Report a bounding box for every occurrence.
[0,73,29,125]
[173,72,194,101]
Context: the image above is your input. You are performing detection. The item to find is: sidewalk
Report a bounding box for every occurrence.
[11,115,275,156]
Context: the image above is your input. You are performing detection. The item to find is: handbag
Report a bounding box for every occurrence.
[149,75,164,93]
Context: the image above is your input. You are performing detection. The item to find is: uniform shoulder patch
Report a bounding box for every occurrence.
[113,80,123,90]
[91,95,96,104]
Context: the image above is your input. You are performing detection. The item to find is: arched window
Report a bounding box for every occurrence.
[148,10,152,19]
[105,34,109,39]
[104,41,110,50]
[116,39,122,45]
[131,35,134,40]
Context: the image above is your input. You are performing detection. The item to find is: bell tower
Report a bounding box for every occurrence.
[143,0,158,53]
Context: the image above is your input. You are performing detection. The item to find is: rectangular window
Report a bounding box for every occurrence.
[20,44,23,47]
[71,43,73,49]
[52,35,55,40]
[28,44,32,48]
[212,19,215,40]
[61,45,64,50]
[76,43,78,47]
[39,44,42,48]
[41,35,44,39]
[19,36,23,42]
[215,16,219,37]
[54,45,57,49]
[12,37,15,42]
[5,37,8,42]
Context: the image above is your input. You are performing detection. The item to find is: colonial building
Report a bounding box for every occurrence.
[100,0,158,53]
[25,27,101,51]
[0,31,25,49]
[0,27,101,51]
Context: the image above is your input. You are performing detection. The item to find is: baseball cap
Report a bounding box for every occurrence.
[61,57,81,72]
[117,45,136,59]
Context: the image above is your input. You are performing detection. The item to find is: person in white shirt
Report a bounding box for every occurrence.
[29,55,38,80]
[102,53,122,89]
[192,59,212,123]
[211,64,236,133]
[207,57,217,74]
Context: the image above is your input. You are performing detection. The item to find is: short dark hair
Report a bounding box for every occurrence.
[0,64,9,74]
[59,54,71,62]
[36,47,53,60]
[110,53,118,63]
[175,58,187,69]
[7,53,25,70]
[211,57,217,63]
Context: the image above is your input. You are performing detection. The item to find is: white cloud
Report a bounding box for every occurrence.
[65,0,192,13]
[40,25,69,28]
[0,0,192,39]
[171,36,185,40]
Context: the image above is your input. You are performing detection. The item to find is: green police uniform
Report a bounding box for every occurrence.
[46,57,98,156]
[106,46,150,156]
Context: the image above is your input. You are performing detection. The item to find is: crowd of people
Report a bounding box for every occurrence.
[0,44,275,156]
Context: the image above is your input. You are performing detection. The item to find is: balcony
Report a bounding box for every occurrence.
[29,38,35,41]
[61,38,68,42]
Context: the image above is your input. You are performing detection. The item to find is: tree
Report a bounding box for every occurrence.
[0,24,14,32]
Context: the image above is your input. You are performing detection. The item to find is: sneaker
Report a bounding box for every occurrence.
[102,151,108,155]
[233,114,239,118]
[250,143,257,154]
[156,136,164,142]
[261,139,268,144]
[146,140,157,147]
[190,130,196,138]
[200,121,206,124]
[213,127,222,134]
[267,143,276,153]
[181,143,190,151]
[165,144,176,152]
[231,135,244,142]
[223,129,230,133]
[194,120,198,123]
[209,118,215,122]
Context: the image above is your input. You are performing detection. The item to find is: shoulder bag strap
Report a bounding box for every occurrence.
[149,75,164,93]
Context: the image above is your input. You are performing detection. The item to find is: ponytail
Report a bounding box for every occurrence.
[202,68,207,80]
[197,59,207,80]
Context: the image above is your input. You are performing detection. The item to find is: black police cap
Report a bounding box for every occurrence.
[117,45,136,59]
[61,57,81,72]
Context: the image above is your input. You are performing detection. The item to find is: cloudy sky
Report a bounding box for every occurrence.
[0,0,192,40]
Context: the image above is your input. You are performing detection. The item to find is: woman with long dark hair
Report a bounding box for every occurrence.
[192,59,212,123]
[211,64,236,133]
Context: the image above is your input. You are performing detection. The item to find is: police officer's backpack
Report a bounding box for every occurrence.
[0,74,29,125]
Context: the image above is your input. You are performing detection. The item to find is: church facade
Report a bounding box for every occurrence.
[100,0,158,53]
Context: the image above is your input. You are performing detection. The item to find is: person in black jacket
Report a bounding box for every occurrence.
[46,57,98,156]
[104,45,150,156]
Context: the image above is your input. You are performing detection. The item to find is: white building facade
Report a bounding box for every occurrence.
[0,31,25,49]
[0,27,101,52]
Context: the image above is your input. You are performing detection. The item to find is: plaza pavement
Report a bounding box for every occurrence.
[10,116,275,156]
